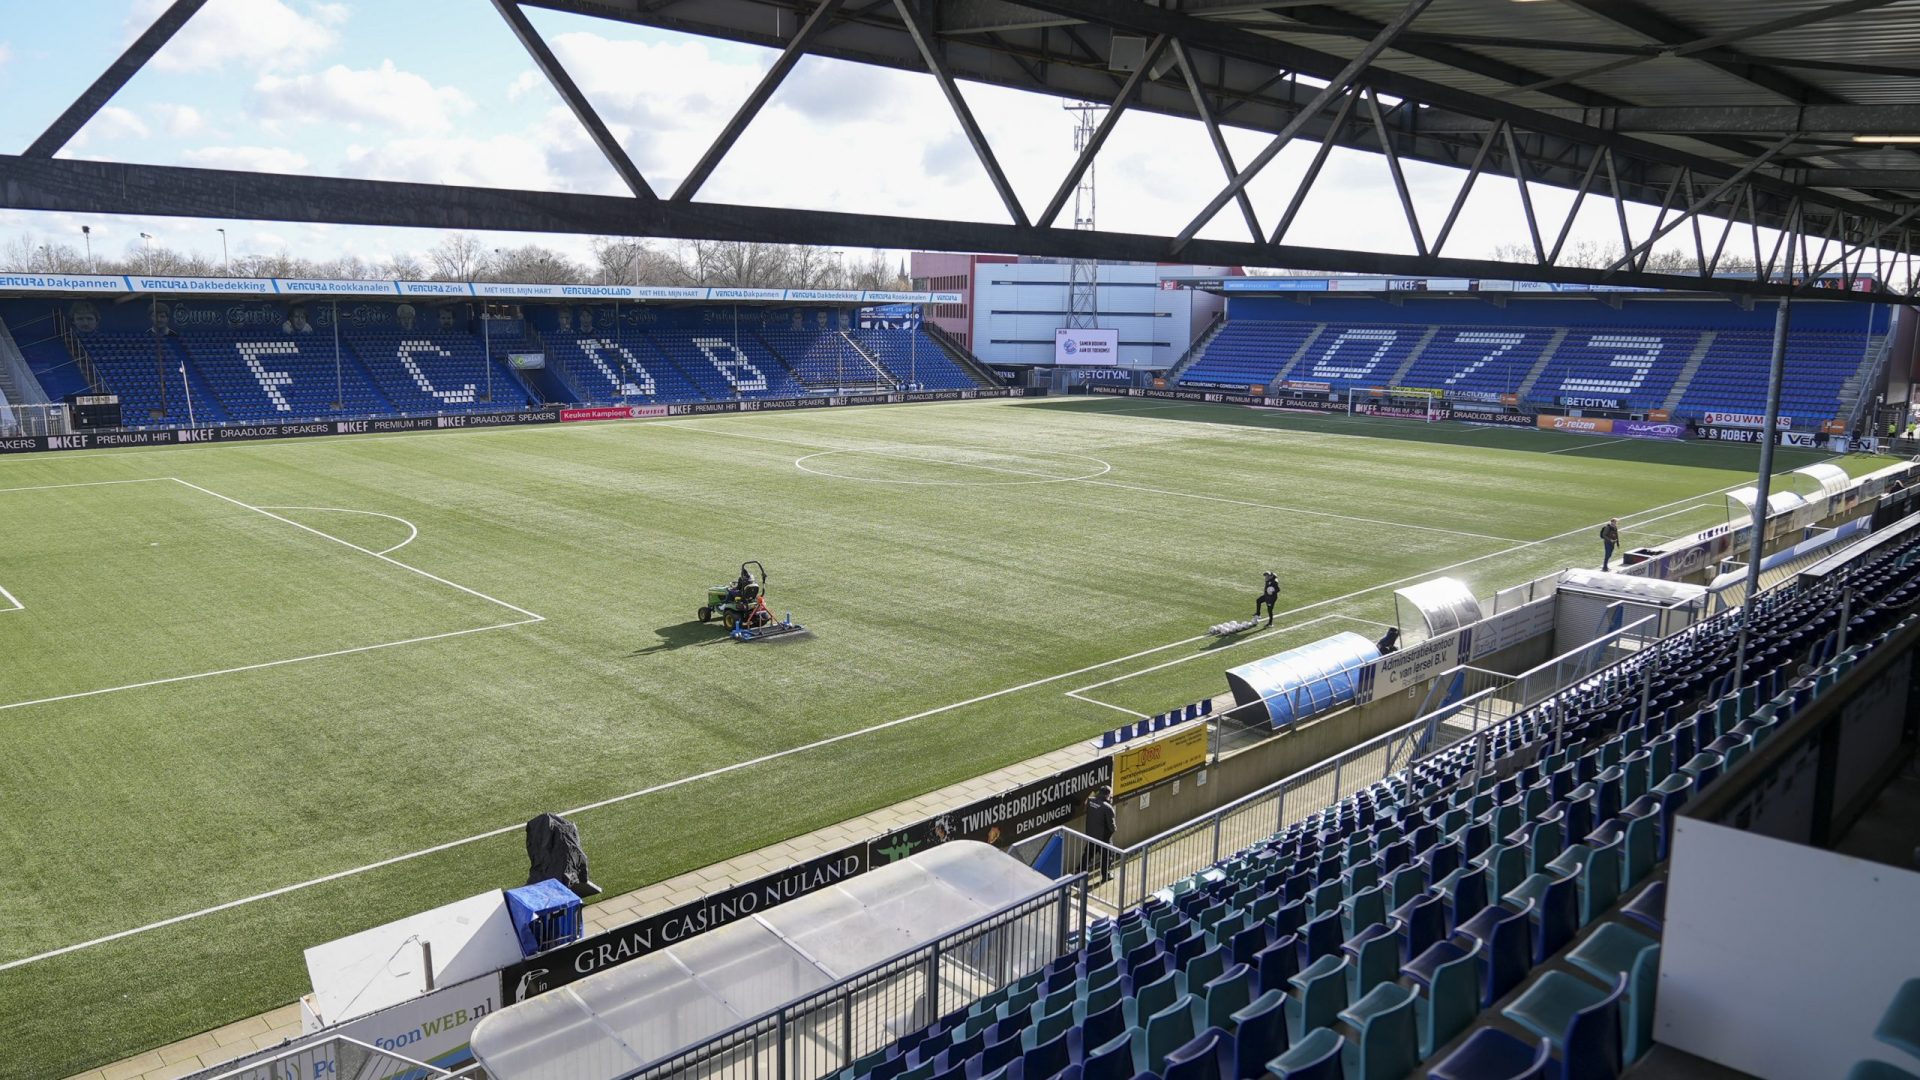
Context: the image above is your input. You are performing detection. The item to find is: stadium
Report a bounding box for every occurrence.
[2,3,1920,1080]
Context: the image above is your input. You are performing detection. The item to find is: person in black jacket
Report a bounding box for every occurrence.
[1081,785,1117,884]
[1600,518,1621,572]
[1255,570,1280,627]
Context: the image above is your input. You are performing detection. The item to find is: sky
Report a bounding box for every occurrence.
[0,0,1762,277]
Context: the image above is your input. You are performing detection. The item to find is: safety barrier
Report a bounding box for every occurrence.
[1097,699,1212,747]
[618,879,1080,1080]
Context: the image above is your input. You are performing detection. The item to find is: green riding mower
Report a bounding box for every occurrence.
[697,560,807,641]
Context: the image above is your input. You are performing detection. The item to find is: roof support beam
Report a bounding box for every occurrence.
[25,0,211,158]
[1270,89,1364,247]
[674,0,847,201]
[894,0,1030,226]
[1608,134,1798,274]
[1171,0,1434,251]
[491,0,656,200]
[1171,40,1262,243]
[1515,0,1894,102]
[0,154,1904,300]
[1036,34,1168,228]
[1415,103,1920,136]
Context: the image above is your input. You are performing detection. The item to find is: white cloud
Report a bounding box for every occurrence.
[70,106,151,150]
[134,0,344,73]
[181,146,311,173]
[152,104,205,137]
[255,60,476,134]
[343,133,574,191]
[506,70,543,102]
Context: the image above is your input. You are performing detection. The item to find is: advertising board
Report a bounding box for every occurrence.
[1054,327,1119,366]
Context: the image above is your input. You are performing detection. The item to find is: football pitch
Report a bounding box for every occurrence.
[0,397,1877,1078]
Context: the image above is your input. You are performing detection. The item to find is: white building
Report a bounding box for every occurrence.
[967,261,1232,370]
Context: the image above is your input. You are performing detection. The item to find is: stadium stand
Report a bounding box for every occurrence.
[543,331,711,403]
[156,328,385,421]
[342,329,532,414]
[1178,321,1323,390]
[812,526,1920,1080]
[851,327,979,390]
[68,331,231,426]
[0,300,995,420]
[1178,298,1885,427]
[638,328,810,400]
[760,326,883,389]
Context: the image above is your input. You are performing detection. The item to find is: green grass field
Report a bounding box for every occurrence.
[0,397,1878,1078]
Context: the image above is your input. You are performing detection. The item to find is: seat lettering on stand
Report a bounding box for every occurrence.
[692,337,769,392]
[1310,329,1399,380]
[578,339,656,397]
[236,341,300,411]
[1444,332,1527,385]
[397,339,478,404]
[1559,335,1663,396]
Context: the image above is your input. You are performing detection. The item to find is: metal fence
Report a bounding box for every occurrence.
[619,880,1079,1080]
[1014,609,1671,915]
[0,401,67,436]
[190,1036,462,1080]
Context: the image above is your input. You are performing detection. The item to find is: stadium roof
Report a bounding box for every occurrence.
[5,0,1920,300]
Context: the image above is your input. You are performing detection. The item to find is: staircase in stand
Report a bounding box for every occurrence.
[1272,324,1329,384]
[1661,332,1717,411]
[921,323,998,387]
[839,332,901,390]
[1514,327,1570,401]
[1166,312,1228,384]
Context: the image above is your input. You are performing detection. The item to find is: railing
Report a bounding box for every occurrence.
[620,879,1080,1080]
[838,331,901,390]
[1166,311,1226,382]
[0,401,68,436]
[1846,331,1895,437]
[922,323,999,388]
[189,1035,460,1080]
[1015,609,1666,915]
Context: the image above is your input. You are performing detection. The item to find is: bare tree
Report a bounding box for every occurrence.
[484,244,586,284]
[428,234,487,281]
[380,253,426,280]
[1490,239,1757,276]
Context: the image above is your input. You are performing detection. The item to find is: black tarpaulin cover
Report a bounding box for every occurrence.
[525,812,597,898]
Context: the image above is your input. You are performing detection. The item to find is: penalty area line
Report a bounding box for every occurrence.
[0,582,21,613]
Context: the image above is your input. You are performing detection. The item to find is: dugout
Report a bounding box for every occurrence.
[1391,577,1483,646]
[1785,462,1852,502]
[1727,487,1815,537]
[1554,569,1708,647]
[469,842,1053,1080]
[1224,631,1382,729]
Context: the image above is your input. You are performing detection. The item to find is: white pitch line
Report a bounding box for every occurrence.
[1071,614,1345,695]
[256,506,420,556]
[1544,437,1632,456]
[0,477,173,495]
[0,481,540,713]
[681,425,1529,544]
[170,480,541,622]
[0,619,539,714]
[0,583,21,613]
[0,460,1828,969]
[1064,691,1150,719]
[0,628,1221,973]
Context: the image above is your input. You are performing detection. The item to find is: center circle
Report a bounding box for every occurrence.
[794,445,1113,486]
